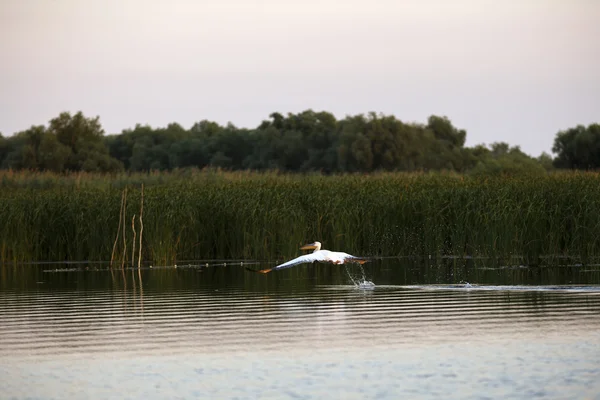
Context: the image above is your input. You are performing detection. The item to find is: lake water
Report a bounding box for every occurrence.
[1,260,600,399]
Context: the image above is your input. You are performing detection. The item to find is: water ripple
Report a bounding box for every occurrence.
[1,285,599,359]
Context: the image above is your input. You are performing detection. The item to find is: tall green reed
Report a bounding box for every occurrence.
[1,169,599,266]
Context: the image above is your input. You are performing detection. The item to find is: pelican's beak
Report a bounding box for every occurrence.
[300,242,318,250]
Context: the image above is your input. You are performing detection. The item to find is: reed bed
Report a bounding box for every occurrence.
[1,169,600,266]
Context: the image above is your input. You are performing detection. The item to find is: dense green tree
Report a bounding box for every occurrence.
[423,116,471,171]
[1,112,121,172]
[287,110,338,171]
[247,110,338,171]
[48,112,120,171]
[336,114,372,172]
[552,123,600,169]
[169,138,208,169]
[468,142,547,176]
[427,115,466,148]
[1,126,71,171]
[537,152,554,171]
[10,126,47,169]
[244,126,285,170]
[0,133,7,166]
[105,133,135,170]
[37,132,72,171]
[121,123,187,171]
[3,109,593,175]
[205,124,254,169]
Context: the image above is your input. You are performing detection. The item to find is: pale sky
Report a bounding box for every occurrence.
[1,0,599,156]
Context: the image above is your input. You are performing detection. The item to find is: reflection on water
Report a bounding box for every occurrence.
[3,257,600,292]
[1,261,600,399]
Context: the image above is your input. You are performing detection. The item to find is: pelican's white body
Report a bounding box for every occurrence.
[271,241,365,271]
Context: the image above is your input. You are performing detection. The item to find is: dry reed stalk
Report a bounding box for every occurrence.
[110,189,126,268]
[138,184,144,269]
[120,188,128,269]
[131,214,137,268]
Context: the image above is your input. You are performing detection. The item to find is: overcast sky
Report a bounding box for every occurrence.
[1,0,598,156]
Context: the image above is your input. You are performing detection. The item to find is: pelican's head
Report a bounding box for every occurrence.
[300,241,322,252]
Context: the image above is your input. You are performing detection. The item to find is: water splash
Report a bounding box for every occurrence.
[345,264,376,289]
[356,280,376,290]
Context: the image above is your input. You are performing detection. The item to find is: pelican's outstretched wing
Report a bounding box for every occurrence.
[245,248,372,274]
[344,256,370,265]
[249,253,324,274]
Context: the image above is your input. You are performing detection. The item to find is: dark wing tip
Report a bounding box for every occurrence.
[347,257,370,265]
[245,267,273,274]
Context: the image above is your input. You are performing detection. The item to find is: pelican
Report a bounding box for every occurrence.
[247,241,369,274]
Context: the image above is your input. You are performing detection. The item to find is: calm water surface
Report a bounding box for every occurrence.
[1,261,599,399]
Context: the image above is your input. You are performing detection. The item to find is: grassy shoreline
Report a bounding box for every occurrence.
[1,169,599,265]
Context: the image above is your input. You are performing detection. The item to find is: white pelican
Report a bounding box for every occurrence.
[248,241,369,274]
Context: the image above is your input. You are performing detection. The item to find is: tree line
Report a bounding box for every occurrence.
[0,110,597,175]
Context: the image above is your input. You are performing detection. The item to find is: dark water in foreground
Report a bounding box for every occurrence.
[1,260,600,399]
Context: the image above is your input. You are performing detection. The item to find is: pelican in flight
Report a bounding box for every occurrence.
[247,241,369,274]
